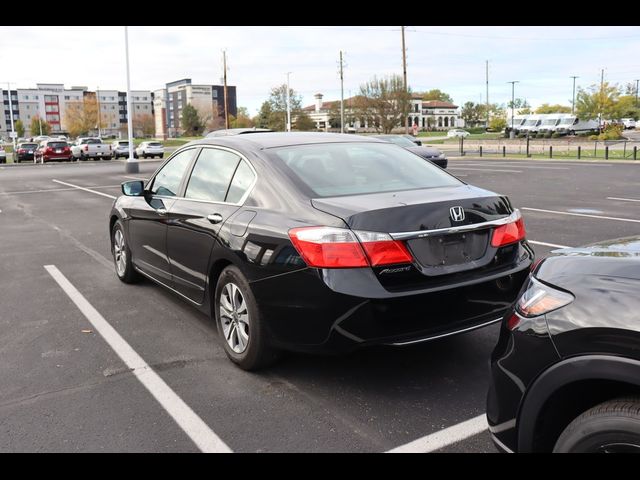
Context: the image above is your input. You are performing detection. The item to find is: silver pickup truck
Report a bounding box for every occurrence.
[71,137,112,160]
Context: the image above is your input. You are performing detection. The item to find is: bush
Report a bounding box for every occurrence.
[489,117,507,133]
[552,132,562,138]
[588,135,598,140]
[544,132,552,138]
[465,127,486,134]
[517,133,527,138]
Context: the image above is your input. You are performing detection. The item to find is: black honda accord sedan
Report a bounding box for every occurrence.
[109,133,533,369]
[488,236,640,453]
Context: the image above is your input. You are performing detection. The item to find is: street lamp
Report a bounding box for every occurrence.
[286,72,292,132]
[124,26,138,174]
[5,82,17,151]
[507,81,519,138]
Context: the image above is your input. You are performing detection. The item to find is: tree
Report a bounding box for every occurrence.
[181,103,204,136]
[575,82,620,120]
[15,119,25,138]
[421,89,453,103]
[489,117,507,132]
[30,115,52,136]
[535,103,571,114]
[294,112,316,131]
[254,86,303,131]
[357,74,411,134]
[507,98,531,109]
[460,102,485,127]
[134,114,155,137]
[612,95,640,120]
[230,107,255,128]
[64,97,100,138]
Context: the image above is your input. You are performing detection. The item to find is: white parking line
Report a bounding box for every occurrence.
[453,163,568,170]
[387,414,487,453]
[52,179,116,199]
[522,207,640,224]
[0,185,120,195]
[607,196,640,203]
[447,167,522,173]
[43,265,232,453]
[529,240,570,249]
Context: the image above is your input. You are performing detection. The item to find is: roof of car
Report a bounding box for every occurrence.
[188,132,387,150]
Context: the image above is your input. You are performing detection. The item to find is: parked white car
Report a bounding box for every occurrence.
[621,118,637,130]
[447,129,470,138]
[0,145,6,163]
[135,141,164,159]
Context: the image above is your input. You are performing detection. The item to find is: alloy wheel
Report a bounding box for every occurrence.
[219,282,250,354]
[113,229,127,276]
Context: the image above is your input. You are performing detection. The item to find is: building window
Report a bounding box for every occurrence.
[134,96,140,101]
[136,105,140,110]
[212,91,218,98]
[24,95,29,100]
[45,95,57,102]
[64,95,70,100]
[26,105,30,110]
[112,105,115,110]
[35,95,39,100]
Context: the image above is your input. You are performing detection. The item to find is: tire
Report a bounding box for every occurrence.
[214,265,278,370]
[553,397,640,453]
[111,219,141,284]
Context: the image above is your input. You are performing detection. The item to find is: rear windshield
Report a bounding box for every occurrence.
[21,143,38,148]
[117,141,129,146]
[147,142,162,147]
[267,142,461,198]
[48,142,68,148]
[85,138,102,144]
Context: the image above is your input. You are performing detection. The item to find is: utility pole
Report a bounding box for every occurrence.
[6,82,16,150]
[223,50,230,130]
[599,68,605,133]
[570,76,579,115]
[339,50,345,134]
[96,86,101,137]
[635,79,639,107]
[401,26,409,134]
[485,60,489,128]
[124,26,138,174]
[507,81,519,138]
[286,72,292,132]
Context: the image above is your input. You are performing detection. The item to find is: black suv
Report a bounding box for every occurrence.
[488,236,640,452]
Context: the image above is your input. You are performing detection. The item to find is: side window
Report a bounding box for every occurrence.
[150,149,194,197]
[185,148,241,202]
[226,161,256,203]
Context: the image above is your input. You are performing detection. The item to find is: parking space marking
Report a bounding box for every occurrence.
[0,185,120,196]
[447,167,522,173]
[452,163,569,170]
[522,207,640,224]
[43,265,232,453]
[529,240,570,249]
[52,179,117,200]
[607,196,640,203]
[386,414,487,453]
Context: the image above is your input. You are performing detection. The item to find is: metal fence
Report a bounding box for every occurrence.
[450,138,640,160]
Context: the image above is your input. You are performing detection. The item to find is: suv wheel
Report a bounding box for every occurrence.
[111,220,141,284]
[554,397,640,453]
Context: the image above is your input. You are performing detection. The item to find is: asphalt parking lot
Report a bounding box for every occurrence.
[1,157,638,452]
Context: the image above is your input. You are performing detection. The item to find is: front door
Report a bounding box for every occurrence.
[127,148,196,283]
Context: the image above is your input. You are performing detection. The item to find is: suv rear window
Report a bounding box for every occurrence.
[48,142,68,148]
[268,142,461,198]
[85,138,102,144]
[148,142,162,147]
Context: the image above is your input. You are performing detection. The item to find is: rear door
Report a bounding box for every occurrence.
[166,146,256,303]
[126,148,197,282]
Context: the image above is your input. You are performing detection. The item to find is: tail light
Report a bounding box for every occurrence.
[507,277,574,330]
[45,147,53,153]
[84,145,89,151]
[491,210,526,247]
[288,227,413,268]
[18,149,25,153]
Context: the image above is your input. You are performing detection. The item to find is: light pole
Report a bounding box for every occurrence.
[286,72,292,132]
[635,79,639,107]
[6,82,17,150]
[507,81,519,138]
[124,26,138,174]
[570,76,579,115]
[339,51,345,134]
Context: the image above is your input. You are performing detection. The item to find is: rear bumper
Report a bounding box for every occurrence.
[250,256,531,353]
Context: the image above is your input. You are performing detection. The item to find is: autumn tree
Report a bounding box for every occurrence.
[357,74,411,134]
[15,119,25,138]
[535,103,572,114]
[30,115,52,136]
[64,98,101,138]
[460,102,485,127]
[575,82,620,120]
[230,107,255,128]
[134,114,155,137]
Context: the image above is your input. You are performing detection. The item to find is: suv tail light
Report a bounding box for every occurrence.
[84,145,89,151]
[508,277,574,330]
[491,210,526,247]
[288,227,413,268]
[45,147,53,153]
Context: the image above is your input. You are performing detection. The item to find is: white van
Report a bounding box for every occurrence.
[537,114,573,136]
[509,115,527,134]
[621,118,636,130]
[518,115,546,135]
[555,116,599,136]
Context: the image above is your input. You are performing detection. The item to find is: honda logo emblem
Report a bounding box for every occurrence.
[450,206,465,222]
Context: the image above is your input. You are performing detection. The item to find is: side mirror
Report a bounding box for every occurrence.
[121,180,145,196]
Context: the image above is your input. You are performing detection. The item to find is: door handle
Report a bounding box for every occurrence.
[207,213,224,224]
[157,208,168,216]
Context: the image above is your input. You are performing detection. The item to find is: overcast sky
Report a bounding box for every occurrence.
[1,26,639,114]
